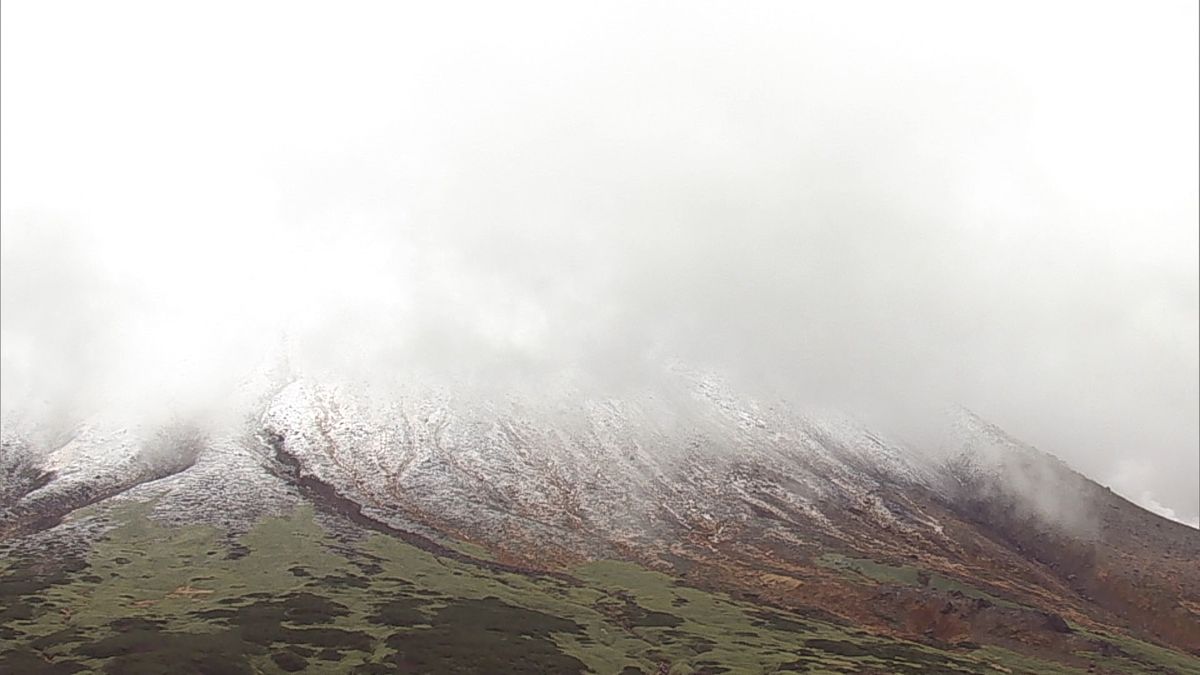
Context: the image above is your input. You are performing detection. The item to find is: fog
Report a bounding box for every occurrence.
[2,1,1197,524]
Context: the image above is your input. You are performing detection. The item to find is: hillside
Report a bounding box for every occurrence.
[2,374,1197,674]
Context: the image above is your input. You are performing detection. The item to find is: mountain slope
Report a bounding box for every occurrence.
[2,374,1197,673]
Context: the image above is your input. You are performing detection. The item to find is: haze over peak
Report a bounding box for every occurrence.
[3,0,1197,525]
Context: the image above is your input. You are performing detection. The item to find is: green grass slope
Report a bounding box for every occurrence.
[2,502,1195,674]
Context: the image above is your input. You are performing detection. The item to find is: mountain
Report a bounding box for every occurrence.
[2,371,1198,674]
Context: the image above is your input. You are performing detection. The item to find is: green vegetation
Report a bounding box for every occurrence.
[1,503,1195,674]
[816,552,1019,607]
[815,553,1200,674]
[1072,628,1200,675]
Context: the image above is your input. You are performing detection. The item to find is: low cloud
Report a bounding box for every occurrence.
[2,1,1197,522]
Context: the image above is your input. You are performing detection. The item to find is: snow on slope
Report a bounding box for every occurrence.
[254,370,954,558]
[4,366,1097,560]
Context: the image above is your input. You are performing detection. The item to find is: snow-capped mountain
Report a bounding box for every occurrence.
[2,369,1198,673]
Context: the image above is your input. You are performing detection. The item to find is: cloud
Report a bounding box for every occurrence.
[2,1,1197,522]
[1109,459,1200,529]
[1137,494,1200,530]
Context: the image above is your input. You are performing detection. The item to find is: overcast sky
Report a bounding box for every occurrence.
[2,1,1197,524]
